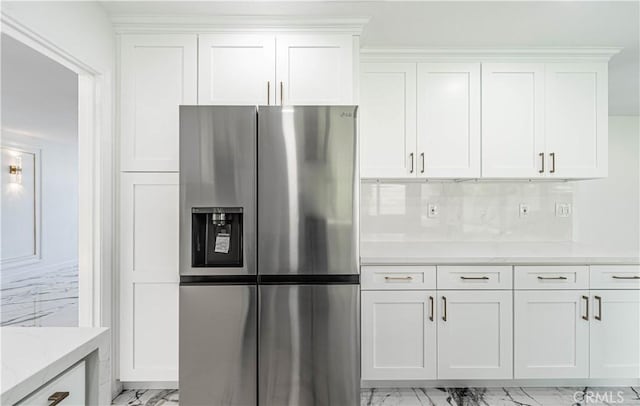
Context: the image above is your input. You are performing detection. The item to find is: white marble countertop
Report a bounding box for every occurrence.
[360,241,640,265]
[1,327,110,405]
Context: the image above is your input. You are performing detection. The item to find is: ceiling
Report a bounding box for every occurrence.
[1,34,78,143]
[100,0,640,115]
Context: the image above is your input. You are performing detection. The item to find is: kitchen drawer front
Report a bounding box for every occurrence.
[18,361,85,405]
[361,266,436,290]
[591,265,640,289]
[437,266,512,290]
[515,266,589,289]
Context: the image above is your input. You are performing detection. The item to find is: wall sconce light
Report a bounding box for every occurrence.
[9,156,22,184]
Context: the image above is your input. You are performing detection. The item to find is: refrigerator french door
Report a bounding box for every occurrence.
[179,106,258,406]
[179,106,359,406]
[257,106,360,406]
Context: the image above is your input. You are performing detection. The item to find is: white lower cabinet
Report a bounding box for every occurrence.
[120,173,179,381]
[362,290,437,380]
[437,290,513,379]
[590,290,640,378]
[514,290,590,379]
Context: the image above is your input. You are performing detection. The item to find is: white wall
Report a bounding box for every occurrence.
[574,116,640,253]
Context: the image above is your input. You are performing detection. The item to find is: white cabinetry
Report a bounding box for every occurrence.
[590,290,640,378]
[276,34,354,105]
[481,63,545,178]
[362,290,437,380]
[120,173,179,381]
[119,35,197,172]
[198,34,276,105]
[417,63,481,178]
[546,63,608,178]
[514,290,589,379]
[359,63,416,178]
[17,362,85,406]
[437,290,513,379]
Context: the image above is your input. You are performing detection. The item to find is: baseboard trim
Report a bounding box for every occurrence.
[362,378,640,388]
[122,381,179,390]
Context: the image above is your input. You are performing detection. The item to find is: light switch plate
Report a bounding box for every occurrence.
[555,203,572,218]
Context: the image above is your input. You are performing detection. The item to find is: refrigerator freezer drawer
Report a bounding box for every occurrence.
[259,284,360,406]
[179,285,257,406]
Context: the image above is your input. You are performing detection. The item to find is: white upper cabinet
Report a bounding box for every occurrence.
[417,63,481,178]
[276,34,354,105]
[359,63,416,178]
[120,35,198,172]
[198,34,276,105]
[482,63,546,178]
[545,63,608,178]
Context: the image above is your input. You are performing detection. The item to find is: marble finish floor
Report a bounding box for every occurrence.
[113,387,640,405]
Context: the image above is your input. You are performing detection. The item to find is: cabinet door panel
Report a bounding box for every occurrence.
[362,290,436,380]
[120,173,179,381]
[276,35,353,105]
[482,63,545,178]
[120,35,197,171]
[198,34,276,105]
[417,63,480,178]
[514,290,589,379]
[590,290,640,378]
[546,63,608,178]
[360,63,416,178]
[437,291,512,379]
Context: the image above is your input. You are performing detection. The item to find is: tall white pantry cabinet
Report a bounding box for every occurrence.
[118,26,360,382]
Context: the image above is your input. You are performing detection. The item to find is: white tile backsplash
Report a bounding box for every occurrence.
[361,181,574,242]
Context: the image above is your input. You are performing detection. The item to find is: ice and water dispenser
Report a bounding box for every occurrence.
[191,207,243,267]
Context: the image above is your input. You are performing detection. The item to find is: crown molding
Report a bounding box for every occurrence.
[111,15,369,34]
[360,47,622,63]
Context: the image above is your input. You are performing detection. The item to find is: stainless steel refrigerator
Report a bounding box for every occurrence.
[179,106,360,406]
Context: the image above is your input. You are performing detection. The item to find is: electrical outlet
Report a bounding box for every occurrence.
[555,203,572,218]
[427,203,439,218]
[519,203,530,217]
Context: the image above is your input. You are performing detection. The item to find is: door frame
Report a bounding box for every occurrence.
[1,12,113,328]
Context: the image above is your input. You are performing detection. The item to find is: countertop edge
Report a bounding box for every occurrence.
[1,328,109,405]
[360,258,640,266]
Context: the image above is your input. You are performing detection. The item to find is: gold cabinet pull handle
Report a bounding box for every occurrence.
[280,81,283,105]
[582,295,589,321]
[48,392,69,406]
[594,295,602,321]
[384,276,413,281]
[267,81,270,105]
[409,153,414,173]
[550,152,556,173]
[460,276,489,280]
[429,296,434,322]
[612,275,640,280]
[442,296,447,322]
[537,276,567,280]
[539,152,545,173]
[420,152,425,174]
